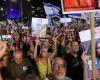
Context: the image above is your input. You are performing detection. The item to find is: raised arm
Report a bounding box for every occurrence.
[61,32,66,46]
[33,39,40,59]
[50,36,58,60]
[81,51,90,64]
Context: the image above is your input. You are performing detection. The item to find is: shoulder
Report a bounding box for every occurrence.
[65,76,72,80]
[8,61,15,66]
[24,58,30,62]
[24,58,32,65]
[64,52,72,59]
[7,61,15,70]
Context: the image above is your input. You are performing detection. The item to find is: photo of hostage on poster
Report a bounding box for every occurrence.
[79,27,100,79]
[31,18,48,40]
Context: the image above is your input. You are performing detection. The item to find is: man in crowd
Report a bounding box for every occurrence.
[64,41,83,80]
[7,49,37,80]
[47,57,71,80]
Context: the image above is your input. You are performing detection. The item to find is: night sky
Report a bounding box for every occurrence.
[0,0,62,21]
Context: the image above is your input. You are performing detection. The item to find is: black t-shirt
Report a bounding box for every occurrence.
[64,50,83,80]
[57,44,65,57]
[21,42,30,56]
[26,56,39,76]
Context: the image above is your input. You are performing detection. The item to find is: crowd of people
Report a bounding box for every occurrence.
[0,23,90,80]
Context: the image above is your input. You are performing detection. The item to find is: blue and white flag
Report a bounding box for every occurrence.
[43,3,60,17]
[7,19,17,30]
[7,19,17,26]
[43,3,61,26]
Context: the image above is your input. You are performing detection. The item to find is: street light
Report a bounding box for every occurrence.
[11,0,17,2]
[27,0,31,2]
[0,8,4,11]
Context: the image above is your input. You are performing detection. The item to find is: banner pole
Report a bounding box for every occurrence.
[90,12,96,80]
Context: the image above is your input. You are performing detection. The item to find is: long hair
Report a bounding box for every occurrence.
[39,46,48,58]
[96,39,100,58]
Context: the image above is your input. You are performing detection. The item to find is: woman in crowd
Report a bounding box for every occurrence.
[33,37,57,80]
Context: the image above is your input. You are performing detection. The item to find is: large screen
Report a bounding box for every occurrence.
[61,0,99,14]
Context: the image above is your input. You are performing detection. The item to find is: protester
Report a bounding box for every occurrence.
[64,41,83,80]
[82,39,100,79]
[7,49,37,80]
[34,38,57,80]
[1,55,9,80]
[0,18,90,80]
[20,35,30,57]
[47,57,72,80]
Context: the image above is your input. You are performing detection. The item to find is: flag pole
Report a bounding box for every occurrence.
[90,12,96,80]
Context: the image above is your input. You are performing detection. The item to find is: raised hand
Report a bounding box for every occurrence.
[81,51,90,64]
[35,39,40,45]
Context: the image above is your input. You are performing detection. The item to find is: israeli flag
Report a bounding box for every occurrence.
[43,3,61,18]
[43,3,61,26]
[7,19,17,30]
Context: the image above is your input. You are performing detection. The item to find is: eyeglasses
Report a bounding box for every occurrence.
[54,63,66,68]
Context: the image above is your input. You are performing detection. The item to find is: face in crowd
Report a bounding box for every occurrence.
[67,33,73,42]
[1,55,8,67]
[53,57,66,80]
[96,41,100,58]
[41,48,48,58]
[72,41,79,53]
[14,50,23,64]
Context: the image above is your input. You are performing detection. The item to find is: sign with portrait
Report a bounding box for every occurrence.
[79,27,100,78]
[31,18,48,38]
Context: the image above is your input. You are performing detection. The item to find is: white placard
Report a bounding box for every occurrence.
[22,27,28,29]
[31,18,47,38]
[79,27,100,42]
[2,35,7,39]
[79,26,100,78]
[2,35,12,39]
[60,18,72,23]
[32,18,48,24]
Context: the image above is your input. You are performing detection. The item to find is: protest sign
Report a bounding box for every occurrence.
[31,18,48,38]
[79,27,100,78]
